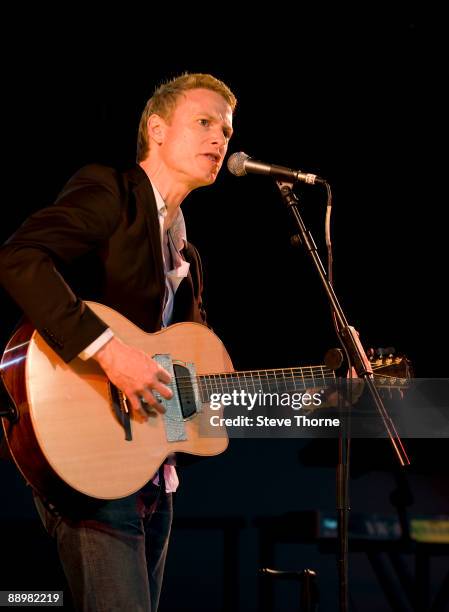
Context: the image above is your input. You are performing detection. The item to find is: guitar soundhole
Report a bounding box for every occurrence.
[173,364,196,419]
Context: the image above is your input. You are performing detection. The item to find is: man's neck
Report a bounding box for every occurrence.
[139,160,190,230]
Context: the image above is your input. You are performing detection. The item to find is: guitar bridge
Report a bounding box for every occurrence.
[109,383,132,441]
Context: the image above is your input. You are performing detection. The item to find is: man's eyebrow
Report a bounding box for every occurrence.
[196,112,233,135]
[195,111,233,132]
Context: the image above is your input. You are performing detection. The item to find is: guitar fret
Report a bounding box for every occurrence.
[281,369,287,393]
[238,372,245,394]
[263,370,270,393]
[280,370,287,394]
[214,374,220,396]
[204,374,212,400]
[247,371,253,394]
[319,366,326,386]
[221,374,227,395]
[250,371,257,395]
[199,377,207,403]
[256,370,263,394]
[207,375,213,399]
[300,367,305,389]
[271,370,277,394]
[284,369,292,394]
[290,368,296,392]
[304,367,311,387]
[228,373,236,395]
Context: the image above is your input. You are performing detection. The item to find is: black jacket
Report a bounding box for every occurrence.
[0,164,207,361]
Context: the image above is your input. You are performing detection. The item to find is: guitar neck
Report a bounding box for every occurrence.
[198,365,336,399]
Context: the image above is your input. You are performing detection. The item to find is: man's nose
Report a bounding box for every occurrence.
[210,128,227,147]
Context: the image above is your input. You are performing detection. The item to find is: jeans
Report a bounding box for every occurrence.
[33,476,173,612]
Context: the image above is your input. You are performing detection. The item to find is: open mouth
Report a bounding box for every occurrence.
[204,154,220,164]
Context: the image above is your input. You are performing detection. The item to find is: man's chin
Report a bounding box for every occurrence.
[195,173,218,188]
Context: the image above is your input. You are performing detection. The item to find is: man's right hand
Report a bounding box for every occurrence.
[92,336,173,421]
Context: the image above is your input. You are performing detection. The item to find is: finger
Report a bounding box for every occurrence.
[153,380,173,400]
[138,397,159,419]
[156,366,171,384]
[128,395,148,423]
[139,389,166,414]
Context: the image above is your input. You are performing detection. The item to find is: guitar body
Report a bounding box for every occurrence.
[1,302,232,501]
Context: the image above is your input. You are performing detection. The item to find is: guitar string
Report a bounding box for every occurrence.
[156,371,406,395]
[162,369,405,388]
[163,365,335,390]
[166,366,335,385]
[155,361,403,382]
[166,364,405,385]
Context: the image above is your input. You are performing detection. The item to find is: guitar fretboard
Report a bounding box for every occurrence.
[197,366,336,401]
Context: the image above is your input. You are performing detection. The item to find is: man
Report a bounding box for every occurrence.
[0,73,236,611]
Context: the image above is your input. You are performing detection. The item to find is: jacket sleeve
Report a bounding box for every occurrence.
[0,165,123,362]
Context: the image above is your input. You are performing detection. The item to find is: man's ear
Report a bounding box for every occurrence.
[147,114,167,146]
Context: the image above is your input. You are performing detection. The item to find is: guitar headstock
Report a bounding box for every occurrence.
[316,345,413,409]
[368,347,413,396]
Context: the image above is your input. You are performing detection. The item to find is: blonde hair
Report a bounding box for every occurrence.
[136,73,237,162]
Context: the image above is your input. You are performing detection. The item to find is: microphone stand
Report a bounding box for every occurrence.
[274,180,410,612]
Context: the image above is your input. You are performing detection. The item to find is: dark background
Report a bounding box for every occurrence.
[1,9,448,611]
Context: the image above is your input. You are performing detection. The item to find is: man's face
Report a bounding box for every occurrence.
[156,88,233,189]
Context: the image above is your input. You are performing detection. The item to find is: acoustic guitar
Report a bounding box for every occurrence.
[1,302,410,501]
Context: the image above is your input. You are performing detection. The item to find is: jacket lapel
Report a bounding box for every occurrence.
[125,166,166,324]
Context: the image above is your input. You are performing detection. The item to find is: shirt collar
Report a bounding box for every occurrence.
[149,178,187,252]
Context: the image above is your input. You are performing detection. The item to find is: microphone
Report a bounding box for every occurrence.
[227,151,326,185]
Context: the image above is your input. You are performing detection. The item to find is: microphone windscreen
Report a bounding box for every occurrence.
[227,151,249,176]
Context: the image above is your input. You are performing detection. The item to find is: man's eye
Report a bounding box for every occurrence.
[198,119,209,127]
